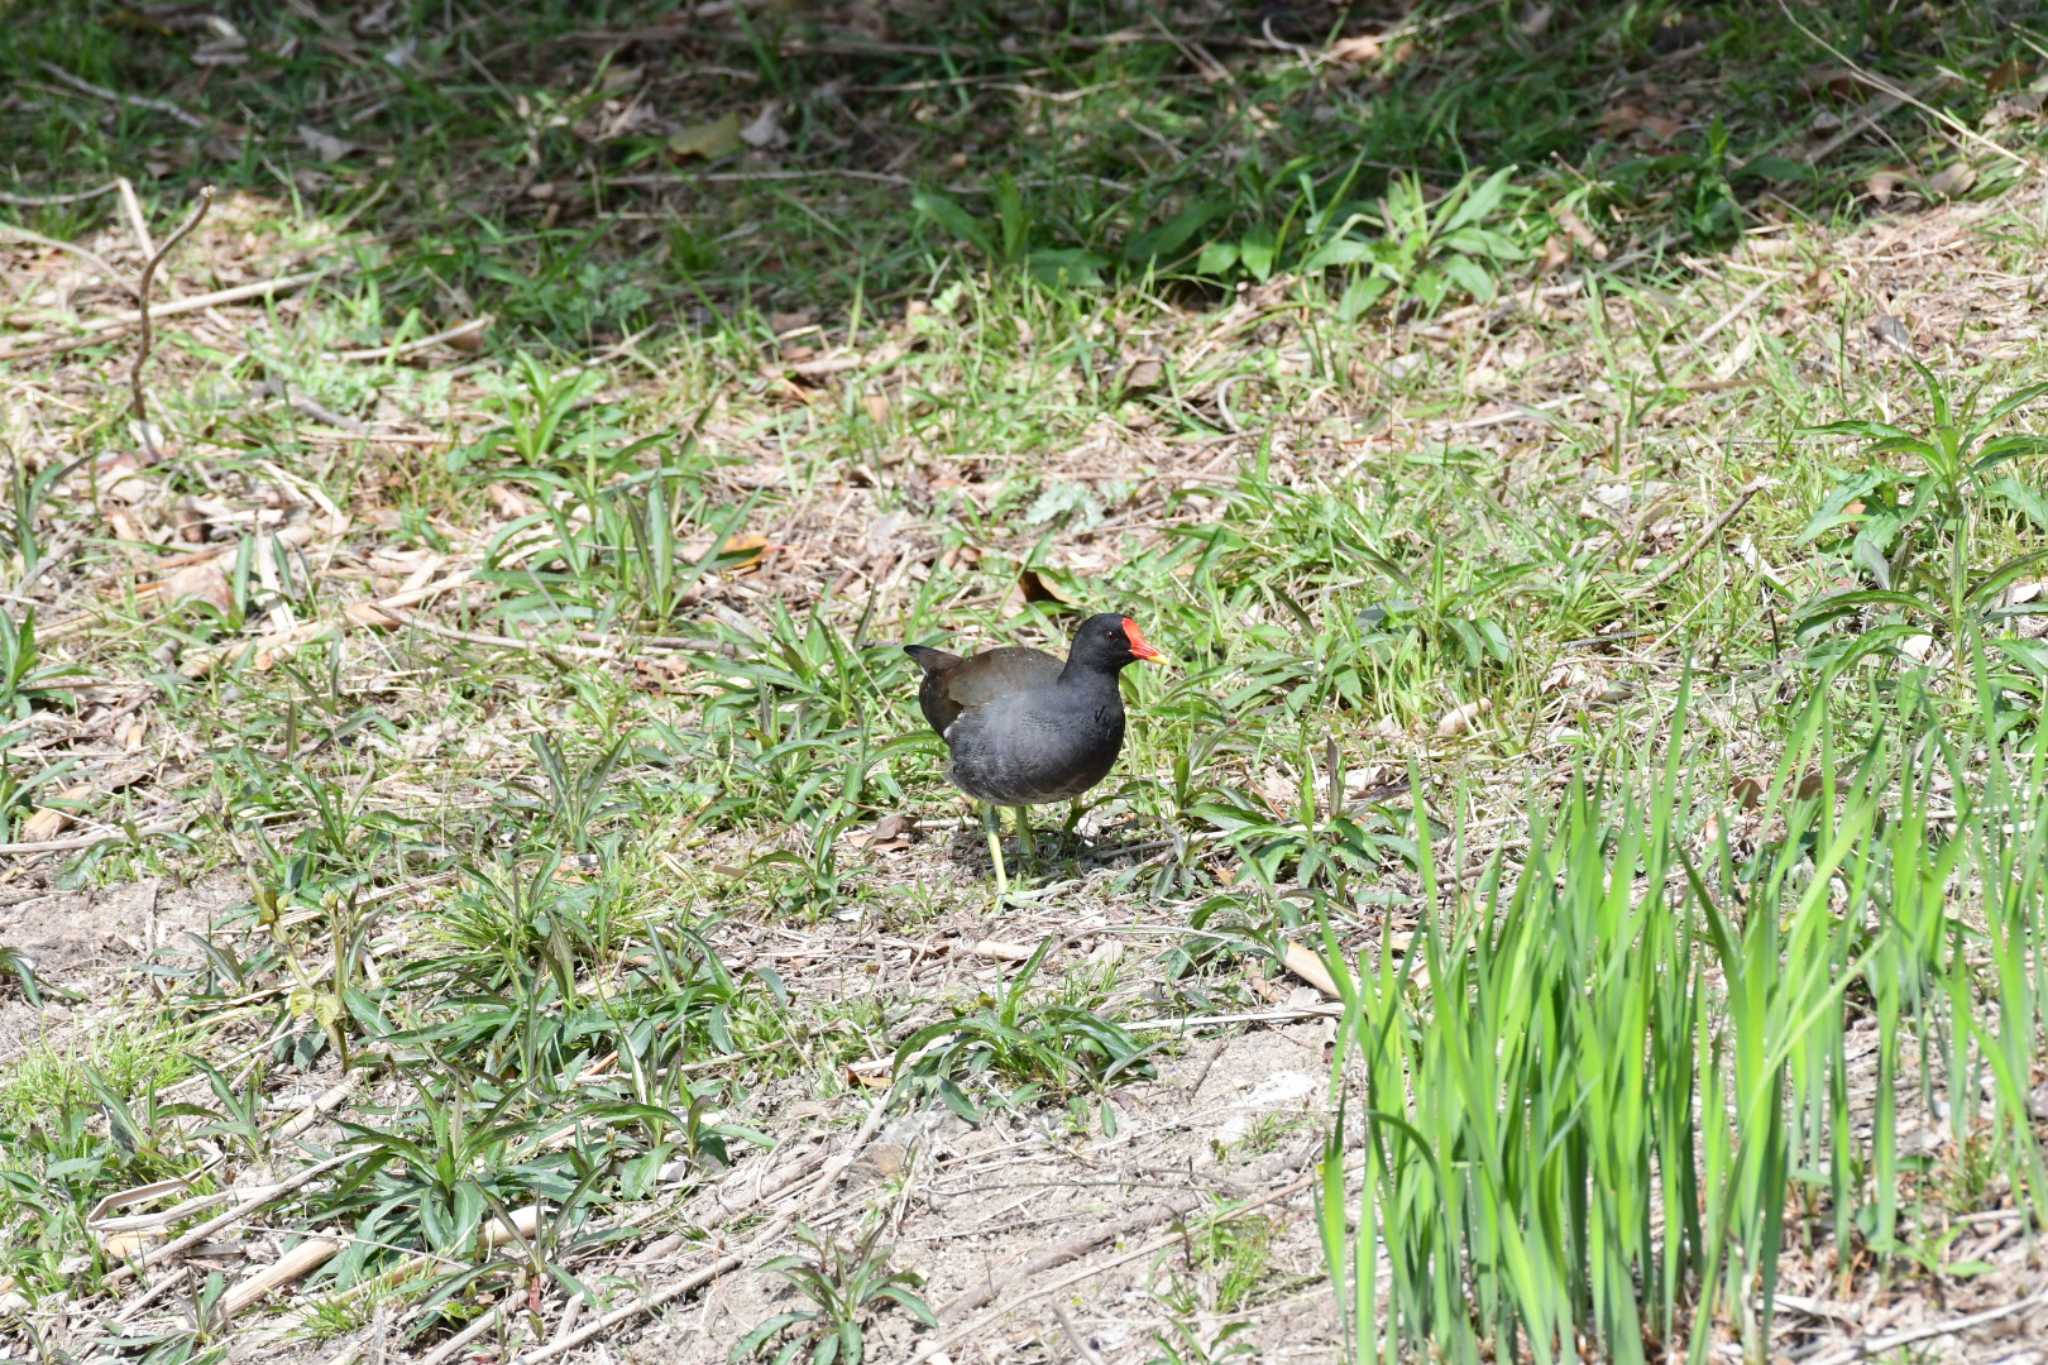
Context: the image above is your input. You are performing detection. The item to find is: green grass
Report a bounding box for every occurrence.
[4,0,2048,1359]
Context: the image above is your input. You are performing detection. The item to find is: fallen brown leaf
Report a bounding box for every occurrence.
[1434,698,1492,739]
[1986,57,2036,93]
[1018,566,1072,608]
[1554,204,1607,259]
[859,811,918,852]
[1800,64,1859,101]
[161,561,233,613]
[1122,354,1165,392]
[1925,161,1978,198]
[1281,941,1341,1000]
[1984,93,2045,130]
[739,102,785,149]
[717,533,774,574]
[1326,32,1382,64]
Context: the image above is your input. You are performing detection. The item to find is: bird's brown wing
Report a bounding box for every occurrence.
[906,645,1062,738]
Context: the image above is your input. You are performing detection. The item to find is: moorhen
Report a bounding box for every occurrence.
[904,612,1167,900]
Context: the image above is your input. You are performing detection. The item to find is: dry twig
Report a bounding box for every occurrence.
[1623,479,1769,601]
[1770,0,2030,168]
[0,268,331,363]
[910,1154,1333,1363]
[102,1153,356,1289]
[1803,1287,2048,1365]
[129,185,214,459]
[38,61,209,129]
[510,1096,895,1365]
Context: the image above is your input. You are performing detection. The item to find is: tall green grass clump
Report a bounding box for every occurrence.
[1316,671,2048,1362]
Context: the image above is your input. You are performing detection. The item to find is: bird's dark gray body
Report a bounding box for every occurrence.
[903,620,1145,807]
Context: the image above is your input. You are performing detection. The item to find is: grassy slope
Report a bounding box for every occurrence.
[3,1,2048,1360]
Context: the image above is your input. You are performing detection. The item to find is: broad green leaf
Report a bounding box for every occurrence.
[1124,198,1225,264]
[1442,164,1516,233]
[1195,239,1240,276]
[1440,252,1497,302]
[1337,273,1392,321]
[1239,225,1278,281]
[912,190,992,256]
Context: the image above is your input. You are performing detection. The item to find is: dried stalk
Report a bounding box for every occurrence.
[129,184,214,459]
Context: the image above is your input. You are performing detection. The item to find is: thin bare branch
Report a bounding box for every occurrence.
[129,184,215,458]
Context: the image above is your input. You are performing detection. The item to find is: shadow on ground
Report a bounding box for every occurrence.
[3,0,2042,351]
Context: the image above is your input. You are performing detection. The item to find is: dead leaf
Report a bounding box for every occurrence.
[96,451,155,507]
[1984,92,2045,130]
[1865,168,1902,204]
[716,533,772,573]
[1597,102,1681,141]
[162,562,233,613]
[1553,204,1608,259]
[20,782,95,842]
[19,807,70,842]
[681,532,775,573]
[1599,103,1648,138]
[1434,698,1492,739]
[1925,161,1977,198]
[845,1060,891,1088]
[297,124,356,162]
[1801,65,1860,101]
[631,655,694,692]
[1519,4,1554,37]
[1540,661,1589,694]
[669,114,743,161]
[859,812,918,851]
[1018,566,1072,607]
[739,102,785,148]
[1282,942,1340,1000]
[862,390,891,425]
[1731,776,1765,809]
[1122,354,1165,391]
[1639,111,1684,141]
[1245,963,1287,1006]
[487,483,543,519]
[850,1142,906,1180]
[1538,234,1571,274]
[1986,57,2036,93]
[1327,32,1382,64]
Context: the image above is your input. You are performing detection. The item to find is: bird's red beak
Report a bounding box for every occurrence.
[1121,617,1167,664]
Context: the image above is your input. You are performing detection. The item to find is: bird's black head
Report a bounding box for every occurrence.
[1065,612,1168,674]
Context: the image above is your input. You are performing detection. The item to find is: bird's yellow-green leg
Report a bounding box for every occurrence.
[1063,800,1083,834]
[1013,806,1037,859]
[982,802,1008,904]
